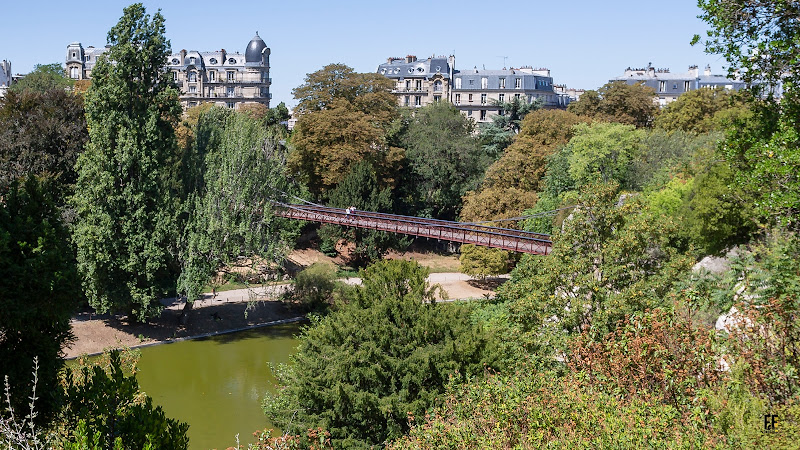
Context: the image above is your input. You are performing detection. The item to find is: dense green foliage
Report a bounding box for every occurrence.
[0,176,79,423]
[458,245,509,279]
[397,102,487,220]
[696,0,800,230]
[318,161,408,266]
[264,260,501,448]
[499,182,693,359]
[653,87,747,134]
[71,4,183,321]
[0,89,87,192]
[288,64,400,197]
[567,81,658,128]
[61,351,189,449]
[8,63,74,95]
[478,96,541,158]
[285,263,339,312]
[177,107,305,301]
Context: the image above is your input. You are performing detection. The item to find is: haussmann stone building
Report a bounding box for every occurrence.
[66,33,271,110]
[377,54,570,124]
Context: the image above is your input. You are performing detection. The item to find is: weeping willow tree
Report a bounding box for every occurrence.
[177,107,306,307]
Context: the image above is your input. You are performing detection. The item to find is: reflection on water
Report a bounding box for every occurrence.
[135,324,301,450]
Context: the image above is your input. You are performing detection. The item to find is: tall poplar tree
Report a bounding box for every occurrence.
[72,4,182,321]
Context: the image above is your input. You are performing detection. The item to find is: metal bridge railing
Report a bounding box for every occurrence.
[273,203,552,255]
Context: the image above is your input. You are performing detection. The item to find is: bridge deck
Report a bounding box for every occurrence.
[274,204,552,255]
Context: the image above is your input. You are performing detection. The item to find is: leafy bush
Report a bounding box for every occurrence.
[391,369,714,449]
[60,350,189,450]
[458,244,510,279]
[287,263,338,311]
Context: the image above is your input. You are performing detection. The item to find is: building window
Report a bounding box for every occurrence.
[515,78,521,89]
[480,110,487,121]
[515,93,521,100]
[189,85,196,93]
[261,72,269,83]
[190,57,196,65]
[415,80,422,90]
[481,93,487,105]
[227,87,235,97]
[467,110,472,116]
[404,96,410,106]
[415,96,421,106]
[469,79,474,86]
[209,87,215,96]
[71,52,76,58]
[405,80,411,90]
[684,81,690,91]
[433,80,442,92]
[499,93,504,103]
[209,71,216,81]
[481,77,488,89]
[69,67,79,79]
[659,81,666,92]
[172,71,178,81]
[434,95,441,102]
[455,78,461,89]
[468,94,473,102]
[499,78,506,89]
[84,55,90,62]
[260,87,268,97]
[227,71,235,82]
[673,83,678,89]
[226,102,235,109]
[188,71,197,82]
[455,93,461,105]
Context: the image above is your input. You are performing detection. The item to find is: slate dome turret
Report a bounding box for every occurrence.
[245,32,267,63]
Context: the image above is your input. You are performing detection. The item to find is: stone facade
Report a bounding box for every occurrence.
[0,60,11,98]
[452,67,567,124]
[377,55,570,124]
[378,55,454,109]
[66,33,271,110]
[611,63,746,106]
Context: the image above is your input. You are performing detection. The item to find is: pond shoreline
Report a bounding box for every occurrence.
[64,272,500,359]
[65,315,307,360]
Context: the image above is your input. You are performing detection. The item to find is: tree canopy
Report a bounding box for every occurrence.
[288,64,400,197]
[71,3,183,321]
[8,63,73,95]
[0,88,87,193]
[0,176,79,423]
[178,108,305,301]
[696,0,800,230]
[264,260,500,448]
[397,101,487,220]
[568,81,658,128]
[653,87,748,134]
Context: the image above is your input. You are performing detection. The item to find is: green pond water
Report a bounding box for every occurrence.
[135,323,301,450]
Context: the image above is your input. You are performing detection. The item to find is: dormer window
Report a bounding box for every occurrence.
[228,58,236,64]
[190,57,196,65]
[171,58,179,65]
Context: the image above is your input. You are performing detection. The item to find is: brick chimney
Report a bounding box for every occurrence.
[406,55,417,63]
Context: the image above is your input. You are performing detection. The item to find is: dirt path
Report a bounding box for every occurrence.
[65,249,505,359]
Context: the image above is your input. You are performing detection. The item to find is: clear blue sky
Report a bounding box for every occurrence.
[3,0,724,108]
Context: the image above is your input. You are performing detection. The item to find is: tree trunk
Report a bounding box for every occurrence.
[179,300,193,326]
